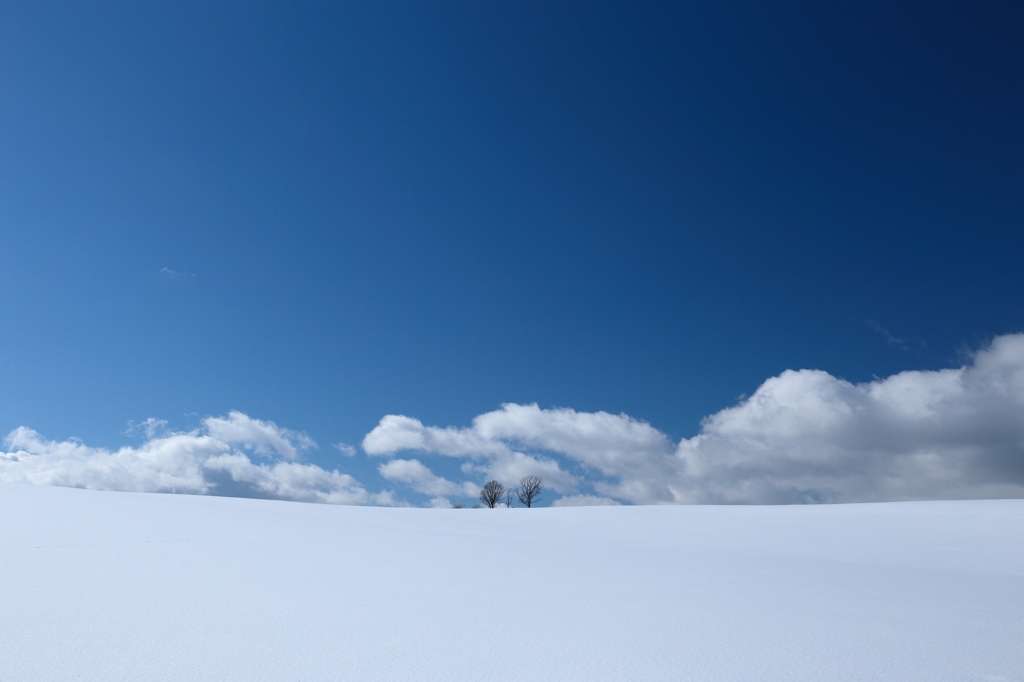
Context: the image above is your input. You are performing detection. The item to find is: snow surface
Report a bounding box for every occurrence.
[2,483,1022,682]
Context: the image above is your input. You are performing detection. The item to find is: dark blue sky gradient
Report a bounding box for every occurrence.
[1,2,1021,474]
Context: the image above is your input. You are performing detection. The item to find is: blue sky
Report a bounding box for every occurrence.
[1,2,1022,506]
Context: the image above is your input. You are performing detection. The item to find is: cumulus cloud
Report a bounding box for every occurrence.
[363,407,614,494]
[203,411,315,460]
[363,415,513,458]
[666,333,1024,504]
[362,334,1024,505]
[362,403,670,498]
[7,334,1024,507]
[459,451,578,495]
[377,459,478,497]
[0,412,397,506]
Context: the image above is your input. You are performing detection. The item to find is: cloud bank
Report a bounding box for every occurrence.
[365,334,1024,504]
[0,411,397,506]
[4,334,1024,506]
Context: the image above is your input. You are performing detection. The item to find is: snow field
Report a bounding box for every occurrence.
[1,483,1022,681]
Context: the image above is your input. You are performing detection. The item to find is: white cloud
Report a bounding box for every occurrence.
[6,334,1024,507]
[361,334,1024,505]
[160,267,196,279]
[363,414,513,458]
[362,408,589,494]
[458,451,578,494]
[203,410,315,460]
[0,413,397,506]
[663,333,1024,504]
[1,428,219,494]
[552,495,622,507]
[362,406,671,479]
[472,403,673,478]
[377,459,478,497]
[125,417,169,439]
[362,403,669,496]
[334,443,357,456]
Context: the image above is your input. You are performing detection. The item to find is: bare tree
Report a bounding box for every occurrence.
[505,490,514,508]
[480,480,505,508]
[517,475,543,508]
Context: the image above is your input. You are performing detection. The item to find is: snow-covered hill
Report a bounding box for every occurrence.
[2,483,1022,681]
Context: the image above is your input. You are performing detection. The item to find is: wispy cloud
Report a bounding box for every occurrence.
[159,267,196,279]
[333,443,357,457]
[865,320,926,351]
[552,495,621,507]
[124,417,169,439]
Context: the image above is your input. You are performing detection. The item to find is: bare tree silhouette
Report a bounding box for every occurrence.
[505,490,515,507]
[480,480,505,508]
[516,476,543,508]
